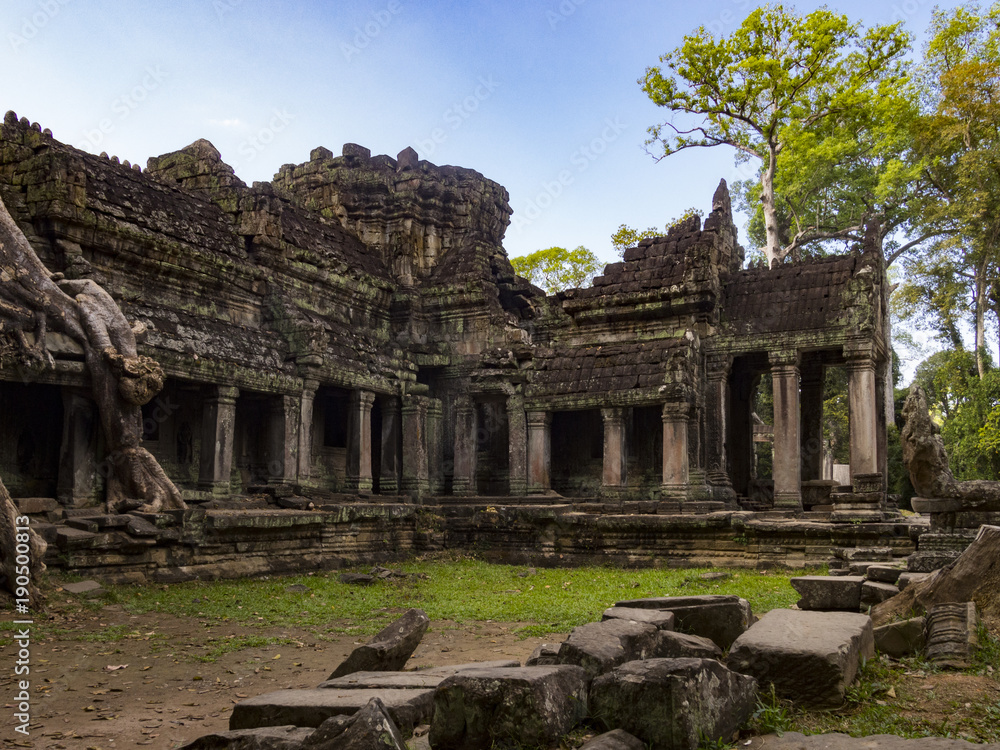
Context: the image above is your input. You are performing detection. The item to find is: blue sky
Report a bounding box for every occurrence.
[4,0,956,267]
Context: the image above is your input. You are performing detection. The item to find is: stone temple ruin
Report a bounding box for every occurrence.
[0,110,912,580]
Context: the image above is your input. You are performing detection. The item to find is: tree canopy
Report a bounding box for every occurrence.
[509,245,601,294]
[641,4,913,266]
[898,3,1000,376]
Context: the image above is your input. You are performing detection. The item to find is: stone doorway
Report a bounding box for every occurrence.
[550,409,603,496]
[0,380,64,498]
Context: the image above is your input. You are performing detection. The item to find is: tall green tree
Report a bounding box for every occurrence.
[641,5,913,266]
[509,246,600,294]
[902,3,1000,376]
[912,348,1000,479]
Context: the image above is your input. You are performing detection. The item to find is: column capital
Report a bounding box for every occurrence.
[662,401,690,422]
[352,389,376,409]
[601,406,624,423]
[401,393,427,413]
[526,410,552,428]
[768,349,800,369]
[301,377,320,393]
[454,394,475,415]
[844,344,877,373]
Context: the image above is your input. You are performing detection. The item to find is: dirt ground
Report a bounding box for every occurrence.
[1,595,557,750]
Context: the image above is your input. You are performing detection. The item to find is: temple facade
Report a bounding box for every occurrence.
[0,111,889,515]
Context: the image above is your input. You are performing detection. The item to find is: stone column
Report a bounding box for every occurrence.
[401,394,430,498]
[380,396,401,494]
[704,355,733,503]
[507,393,527,496]
[452,395,477,496]
[427,398,444,494]
[770,351,802,510]
[601,407,627,490]
[267,395,299,484]
[526,410,552,494]
[799,361,825,482]
[661,402,690,500]
[57,389,100,507]
[345,390,375,493]
[199,385,239,494]
[846,346,879,479]
[296,379,318,483]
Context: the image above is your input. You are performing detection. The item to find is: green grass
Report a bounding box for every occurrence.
[98,557,819,637]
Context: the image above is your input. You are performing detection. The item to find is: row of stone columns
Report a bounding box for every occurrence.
[767,346,881,508]
[195,384,440,496]
[521,402,692,497]
[450,394,529,496]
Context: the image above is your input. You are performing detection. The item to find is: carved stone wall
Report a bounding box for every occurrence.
[0,110,888,512]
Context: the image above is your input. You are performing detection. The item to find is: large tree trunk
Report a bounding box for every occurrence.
[0,193,184,517]
[761,147,782,268]
[0,476,45,609]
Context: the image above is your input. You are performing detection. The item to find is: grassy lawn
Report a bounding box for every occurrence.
[97,555,820,637]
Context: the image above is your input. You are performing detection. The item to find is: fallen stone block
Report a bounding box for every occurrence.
[655,631,722,659]
[15,497,58,515]
[874,617,926,658]
[861,581,899,606]
[555,619,661,679]
[791,575,864,611]
[590,658,757,750]
[229,687,433,735]
[848,561,877,576]
[318,661,520,689]
[525,642,560,666]
[612,594,754,649]
[328,608,429,679]
[429,665,588,750]
[601,606,675,630]
[579,728,646,749]
[866,564,905,584]
[727,608,874,708]
[303,696,405,749]
[178,725,314,749]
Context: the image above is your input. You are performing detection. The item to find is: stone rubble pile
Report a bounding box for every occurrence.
[180,591,883,750]
[794,526,998,663]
